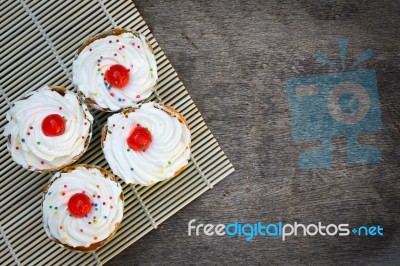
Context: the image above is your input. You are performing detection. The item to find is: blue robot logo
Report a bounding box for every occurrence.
[286,40,382,168]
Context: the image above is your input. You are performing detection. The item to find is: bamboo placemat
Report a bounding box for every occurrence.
[0,1,234,265]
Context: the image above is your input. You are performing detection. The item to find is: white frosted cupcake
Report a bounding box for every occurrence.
[102,102,191,186]
[2,86,93,172]
[72,29,158,112]
[42,164,124,252]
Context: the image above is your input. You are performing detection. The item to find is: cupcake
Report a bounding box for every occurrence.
[102,102,191,186]
[72,28,158,112]
[2,86,93,172]
[42,164,124,252]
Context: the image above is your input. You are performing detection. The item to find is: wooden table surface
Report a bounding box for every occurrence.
[109,0,400,264]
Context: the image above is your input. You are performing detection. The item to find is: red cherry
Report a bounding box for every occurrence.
[67,193,92,218]
[41,114,66,137]
[127,125,152,151]
[104,64,130,89]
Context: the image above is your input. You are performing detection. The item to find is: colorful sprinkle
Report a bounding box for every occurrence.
[110,206,114,209]
[104,216,107,219]
[102,202,106,205]
[89,48,92,52]
[168,161,171,165]
[88,222,92,224]
[137,45,140,48]
[48,192,52,195]
[27,132,30,136]
[97,195,100,198]
[21,138,25,142]
[116,39,119,42]
[95,208,98,211]
[64,237,68,241]
[94,203,98,207]
[136,95,140,99]
[30,126,33,130]
[109,196,112,199]
[16,147,19,150]
[97,59,101,63]
[114,53,117,56]
[64,184,67,188]
[41,161,44,165]
[118,98,122,102]
[55,207,58,210]
[110,93,115,97]
[96,184,100,188]
[80,229,83,232]
[37,141,41,145]
[60,226,63,230]
[59,107,62,110]
[49,206,52,209]
[94,236,97,240]
[61,192,65,196]
[127,148,130,152]
[54,211,58,215]
[109,40,112,43]
[130,167,134,171]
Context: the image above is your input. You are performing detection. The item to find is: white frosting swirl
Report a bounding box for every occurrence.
[72,31,158,111]
[42,166,124,249]
[103,102,191,186]
[2,86,93,171]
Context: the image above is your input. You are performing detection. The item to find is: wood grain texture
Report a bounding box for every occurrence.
[109,0,400,264]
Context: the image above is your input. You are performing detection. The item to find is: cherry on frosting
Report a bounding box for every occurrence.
[68,193,92,218]
[104,64,130,89]
[41,114,66,137]
[127,125,152,151]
